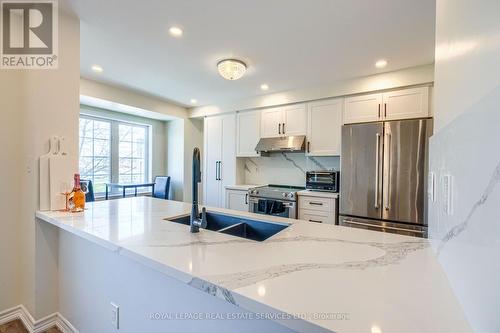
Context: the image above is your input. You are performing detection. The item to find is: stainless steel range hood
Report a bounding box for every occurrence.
[255,136,306,155]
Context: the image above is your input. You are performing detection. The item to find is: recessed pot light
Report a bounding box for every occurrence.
[169,26,183,37]
[190,99,197,105]
[375,59,387,68]
[260,84,269,91]
[91,65,103,73]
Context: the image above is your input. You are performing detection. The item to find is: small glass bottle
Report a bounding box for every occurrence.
[69,173,85,212]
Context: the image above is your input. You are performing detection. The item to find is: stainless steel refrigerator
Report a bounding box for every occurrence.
[339,118,433,237]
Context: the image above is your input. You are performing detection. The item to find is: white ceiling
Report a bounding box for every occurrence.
[72,0,436,107]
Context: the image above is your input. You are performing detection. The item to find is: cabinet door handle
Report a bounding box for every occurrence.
[384,103,387,118]
[278,123,281,135]
[215,161,219,180]
[378,104,381,118]
[309,201,323,206]
[282,123,286,134]
[309,219,322,223]
[374,133,381,209]
[245,193,248,205]
[218,161,222,181]
[307,141,311,153]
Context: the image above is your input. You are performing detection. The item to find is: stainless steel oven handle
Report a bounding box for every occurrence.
[342,219,425,234]
[248,198,294,208]
[375,133,380,209]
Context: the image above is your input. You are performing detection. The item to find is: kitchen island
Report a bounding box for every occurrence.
[36,197,471,333]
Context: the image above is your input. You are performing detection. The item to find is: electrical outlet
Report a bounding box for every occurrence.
[443,174,453,215]
[110,302,119,329]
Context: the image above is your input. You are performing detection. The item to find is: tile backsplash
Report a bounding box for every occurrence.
[241,153,339,187]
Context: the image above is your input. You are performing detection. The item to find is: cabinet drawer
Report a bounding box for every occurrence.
[299,209,335,224]
[298,196,335,213]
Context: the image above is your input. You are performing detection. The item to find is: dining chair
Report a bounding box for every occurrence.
[80,179,95,202]
[153,176,171,200]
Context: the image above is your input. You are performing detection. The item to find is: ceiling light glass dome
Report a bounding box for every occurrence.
[217,59,247,80]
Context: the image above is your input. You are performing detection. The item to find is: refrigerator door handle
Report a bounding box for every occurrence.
[374,133,381,209]
[384,133,392,210]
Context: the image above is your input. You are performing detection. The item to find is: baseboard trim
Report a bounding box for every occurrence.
[0,305,77,333]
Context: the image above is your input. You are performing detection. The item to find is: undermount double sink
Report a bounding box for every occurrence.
[165,211,290,242]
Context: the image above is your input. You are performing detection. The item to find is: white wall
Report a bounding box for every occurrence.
[429,0,500,332]
[80,78,187,120]
[183,118,204,203]
[0,67,23,312]
[166,118,204,202]
[0,8,79,321]
[190,64,434,117]
[57,230,295,333]
[166,120,185,201]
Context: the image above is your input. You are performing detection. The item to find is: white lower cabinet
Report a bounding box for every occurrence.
[225,188,249,212]
[203,114,236,208]
[298,193,338,225]
[299,209,334,224]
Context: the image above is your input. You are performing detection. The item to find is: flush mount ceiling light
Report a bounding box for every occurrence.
[375,59,388,68]
[91,65,103,73]
[190,98,197,105]
[260,84,269,91]
[217,59,247,80]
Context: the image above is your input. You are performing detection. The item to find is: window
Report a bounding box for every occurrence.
[79,115,150,195]
[79,118,111,193]
[118,124,147,184]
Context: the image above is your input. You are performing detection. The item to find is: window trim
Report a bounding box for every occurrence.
[79,114,152,196]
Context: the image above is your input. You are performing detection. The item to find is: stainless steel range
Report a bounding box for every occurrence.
[248,184,305,219]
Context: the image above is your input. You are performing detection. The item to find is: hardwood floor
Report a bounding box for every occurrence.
[0,320,61,333]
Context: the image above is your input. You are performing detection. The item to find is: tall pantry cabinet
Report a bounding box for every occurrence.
[203,114,237,208]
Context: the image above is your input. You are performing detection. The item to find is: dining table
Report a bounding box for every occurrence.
[104,182,155,200]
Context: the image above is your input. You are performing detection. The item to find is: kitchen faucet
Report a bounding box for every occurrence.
[190,147,207,233]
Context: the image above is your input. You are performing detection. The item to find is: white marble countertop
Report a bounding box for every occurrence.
[297,190,339,199]
[36,197,471,333]
[224,184,263,191]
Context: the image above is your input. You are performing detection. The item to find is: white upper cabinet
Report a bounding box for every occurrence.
[260,107,283,138]
[344,93,383,124]
[306,98,343,156]
[236,110,261,157]
[382,87,429,121]
[260,104,307,138]
[282,104,307,136]
[343,87,430,124]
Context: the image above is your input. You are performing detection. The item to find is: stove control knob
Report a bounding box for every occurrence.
[282,193,287,198]
[250,190,254,194]
[255,190,259,195]
[288,192,294,198]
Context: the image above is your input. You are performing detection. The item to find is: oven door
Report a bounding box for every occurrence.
[248,197,296,219]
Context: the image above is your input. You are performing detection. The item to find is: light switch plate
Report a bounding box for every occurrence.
[110,302,119,329]
[443,174,453,215]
